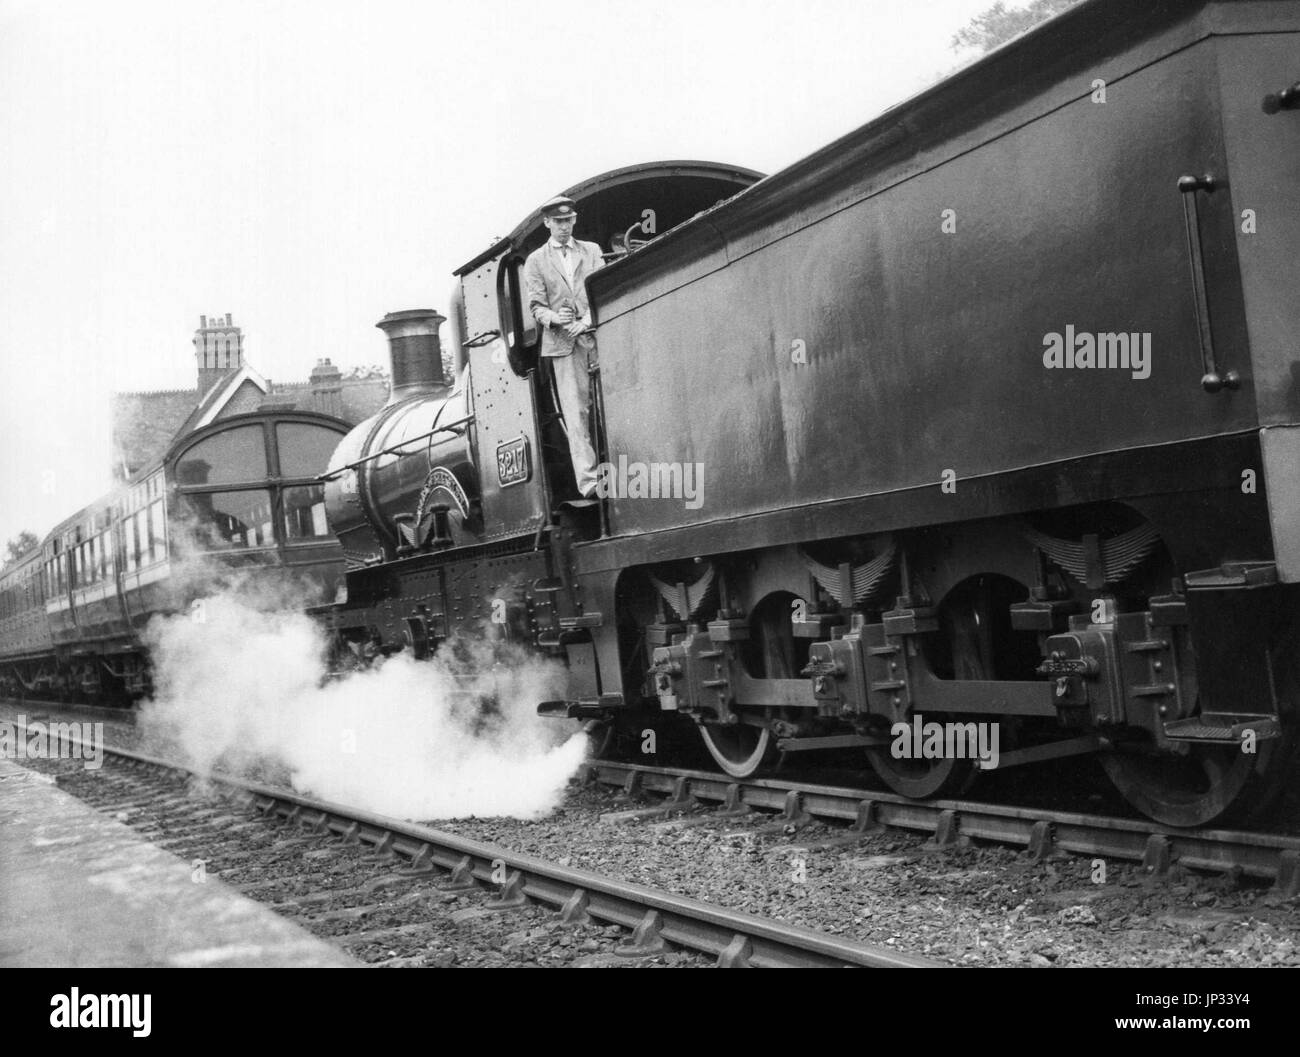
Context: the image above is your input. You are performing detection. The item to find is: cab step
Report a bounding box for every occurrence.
[1162,714,1279,744]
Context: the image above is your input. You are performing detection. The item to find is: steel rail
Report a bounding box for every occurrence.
[9,701,1299,891]
[588,761,1300,892]
[16,729,936,968]
[2,696,138,723]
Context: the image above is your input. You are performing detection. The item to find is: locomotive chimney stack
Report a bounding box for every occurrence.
[377,309,447,405]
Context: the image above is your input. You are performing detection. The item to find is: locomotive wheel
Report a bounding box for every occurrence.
[868,575,1018,800]
[866,746,975,799]
[1099,735,1297,828]
[584,721,617,760]
[1101,603,1300,828]
[700,723,775,778]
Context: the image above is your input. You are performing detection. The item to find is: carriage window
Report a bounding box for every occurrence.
[149,501,167,564]
[133,510,150,567]
[282,485,330,540]
[181,489,275,549]
[175,425,268,487]
[276,423,344,479]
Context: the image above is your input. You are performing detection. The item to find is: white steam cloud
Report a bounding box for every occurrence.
[138,585,588,820]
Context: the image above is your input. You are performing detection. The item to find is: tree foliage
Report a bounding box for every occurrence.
[952,0,1081,54]
[5,531,39,565]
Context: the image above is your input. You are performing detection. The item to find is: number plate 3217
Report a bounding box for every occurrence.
[496,437,531,487]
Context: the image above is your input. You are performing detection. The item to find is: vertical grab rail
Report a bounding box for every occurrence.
[589,355,610,539]
[1177,173,1239,393]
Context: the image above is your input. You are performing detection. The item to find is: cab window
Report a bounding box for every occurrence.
[497,254,539,373]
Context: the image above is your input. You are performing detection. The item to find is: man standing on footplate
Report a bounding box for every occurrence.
[523,195,604,499]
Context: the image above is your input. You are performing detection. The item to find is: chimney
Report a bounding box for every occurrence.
[376,309,447,405]
[193,313,243,395]
[309,357,344,418]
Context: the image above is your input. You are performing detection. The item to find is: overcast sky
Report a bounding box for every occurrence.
[0,0,1015,546]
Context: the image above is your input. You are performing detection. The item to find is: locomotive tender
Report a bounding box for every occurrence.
[318,0,1300,827]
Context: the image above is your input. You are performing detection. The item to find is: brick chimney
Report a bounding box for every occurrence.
[194,312,243,395]
[309,357,344,417]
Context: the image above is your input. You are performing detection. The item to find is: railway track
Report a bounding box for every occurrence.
[0,697,136,721]
[585,760,1300,893]
[5,721,933,968]
[8,699,1300,892]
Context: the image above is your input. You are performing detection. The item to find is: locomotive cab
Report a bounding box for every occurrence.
[460,161,763,510]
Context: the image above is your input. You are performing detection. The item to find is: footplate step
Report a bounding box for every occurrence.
[1162,714,1279,744]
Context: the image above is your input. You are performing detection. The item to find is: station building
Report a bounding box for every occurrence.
[111,314,390,483]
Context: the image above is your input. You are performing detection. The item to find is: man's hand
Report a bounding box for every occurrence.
[562,320,586,339]
[555,305,575,325]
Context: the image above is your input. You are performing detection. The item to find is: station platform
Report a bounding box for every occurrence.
[0,759,355,967]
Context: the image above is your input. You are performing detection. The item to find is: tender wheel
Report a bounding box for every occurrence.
[866,746,975,799]
[1099,737,1296,828]
[1102,600,1300,827]
[700,723,775,778]
[871,574,1025,800]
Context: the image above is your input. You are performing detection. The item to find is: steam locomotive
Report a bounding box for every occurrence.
[317,0,1300,829]
[9,0,1295,831]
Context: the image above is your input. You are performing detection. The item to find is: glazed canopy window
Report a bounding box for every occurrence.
[276,423,345,479]
[172,416,345,552]
[282,485,329,540]
[175,425,267,487]
[181,489,275,550]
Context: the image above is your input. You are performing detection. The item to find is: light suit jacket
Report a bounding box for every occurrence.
[523,239,605,358]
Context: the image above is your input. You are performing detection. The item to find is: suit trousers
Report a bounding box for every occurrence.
[549,349,600,496]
